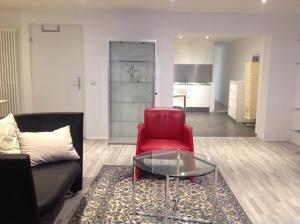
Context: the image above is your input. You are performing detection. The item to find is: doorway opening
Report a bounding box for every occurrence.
[173,33,263,137]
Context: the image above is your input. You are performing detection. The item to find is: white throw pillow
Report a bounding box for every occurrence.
[18,126,79,166]
[0,113,21,154]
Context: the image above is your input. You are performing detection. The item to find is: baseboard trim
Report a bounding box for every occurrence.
[85,137,108,140]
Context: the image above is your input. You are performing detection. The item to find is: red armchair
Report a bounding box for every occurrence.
[135,107,194,179]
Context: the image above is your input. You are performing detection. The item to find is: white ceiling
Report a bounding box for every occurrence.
[1,0,300,14]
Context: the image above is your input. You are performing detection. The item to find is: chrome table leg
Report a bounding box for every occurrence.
[132,161,136,214]
[172,177,180,215]
[175,177,179,203]
[213,167,218,220]
[165,174,169,224]
[135,173,217,224]
[132,164,218,223]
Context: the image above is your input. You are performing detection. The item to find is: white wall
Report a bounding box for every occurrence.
[229,36,263,81]
[212,36,263,106]
[256,36,272,139]
[19,10,176,139]
[5,10,297,141]
[0,10,20,27]
[175,39,214,64]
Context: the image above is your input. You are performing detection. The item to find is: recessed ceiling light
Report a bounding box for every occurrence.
[262,0,267,4]
[205,35,210,39]
[178,35,183,40]
[170,0,175,2]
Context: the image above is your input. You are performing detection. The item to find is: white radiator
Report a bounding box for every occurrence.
[0,28,20,117]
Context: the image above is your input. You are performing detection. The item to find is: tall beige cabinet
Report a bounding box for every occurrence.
[244,62,260,120]
[291,40,300,146]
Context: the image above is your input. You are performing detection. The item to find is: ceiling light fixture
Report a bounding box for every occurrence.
[179,35,183,40]
[262,0,267,4]
[205,35,210,39]
[170,0,175,2]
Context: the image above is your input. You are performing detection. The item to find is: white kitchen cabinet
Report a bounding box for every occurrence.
[228,81,247,122]
[291,43,300,146]
[173,83,215,112]
[292,110,300,131]
[187,85,210,107]
[292,131,300,146]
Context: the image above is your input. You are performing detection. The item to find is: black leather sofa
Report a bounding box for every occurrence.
[0,113,83,224]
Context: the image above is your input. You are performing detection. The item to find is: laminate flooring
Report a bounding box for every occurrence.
[55,138,300,224]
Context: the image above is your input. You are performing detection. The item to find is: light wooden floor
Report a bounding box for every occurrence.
[55,137,300,224]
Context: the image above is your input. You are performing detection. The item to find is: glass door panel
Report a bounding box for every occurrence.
[109,41,155,143]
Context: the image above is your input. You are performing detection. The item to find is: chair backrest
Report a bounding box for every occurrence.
[144,107,184,140]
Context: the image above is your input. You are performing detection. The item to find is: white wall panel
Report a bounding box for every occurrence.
[11,10,299,140]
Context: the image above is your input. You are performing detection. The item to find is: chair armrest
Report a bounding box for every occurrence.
[182,124,194,151]
[0,154,40,224]
[136,123,147,154]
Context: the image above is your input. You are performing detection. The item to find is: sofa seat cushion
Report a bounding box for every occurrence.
[31,160,80,217]
[140,139,191,152]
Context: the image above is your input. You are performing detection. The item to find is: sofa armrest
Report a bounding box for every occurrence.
[0,154,40,224]
[182,124,194,151]
[136,123,147,154]
[14,112,84,192]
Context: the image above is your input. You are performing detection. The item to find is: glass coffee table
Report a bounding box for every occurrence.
[133,149,218,224]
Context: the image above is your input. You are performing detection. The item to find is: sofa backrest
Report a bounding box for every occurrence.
[144,107,184,140]
[14,112,84,192]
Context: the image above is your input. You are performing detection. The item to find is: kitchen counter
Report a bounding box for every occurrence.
[173,83,215,112]
[174,82,213,86]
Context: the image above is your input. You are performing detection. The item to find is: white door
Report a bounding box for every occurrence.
[30,24,84,112]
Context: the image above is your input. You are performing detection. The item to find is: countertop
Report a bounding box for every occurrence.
[174,82,213,86]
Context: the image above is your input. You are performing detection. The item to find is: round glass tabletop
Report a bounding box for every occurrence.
[133,149,216,177]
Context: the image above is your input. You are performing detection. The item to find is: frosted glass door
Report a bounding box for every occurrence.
[110,41,155,141]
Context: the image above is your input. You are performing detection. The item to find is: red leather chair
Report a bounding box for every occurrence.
[135,107,194,179]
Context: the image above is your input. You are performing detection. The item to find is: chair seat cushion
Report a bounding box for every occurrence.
[140,139,191,152]
[31,160,80,217]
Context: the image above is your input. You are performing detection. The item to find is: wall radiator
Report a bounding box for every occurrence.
[0,28,20,117]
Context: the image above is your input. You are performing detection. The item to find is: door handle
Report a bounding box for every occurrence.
[72,77,81,90]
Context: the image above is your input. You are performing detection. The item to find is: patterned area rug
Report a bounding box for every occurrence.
[69,165,252,224]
